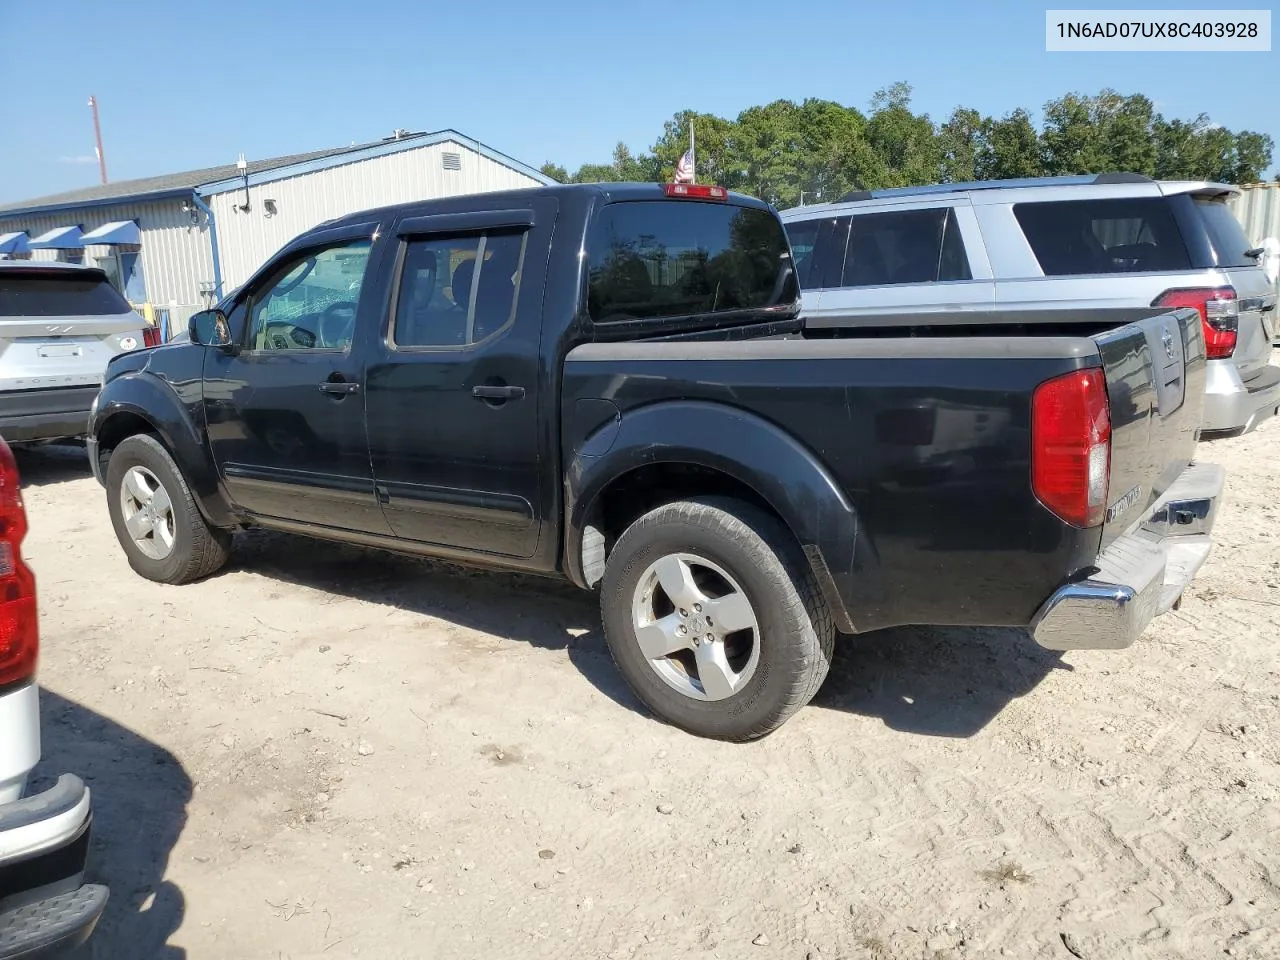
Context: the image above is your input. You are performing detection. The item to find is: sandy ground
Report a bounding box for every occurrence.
[14,409,1280,960]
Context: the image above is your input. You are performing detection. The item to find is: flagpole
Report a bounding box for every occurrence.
[689,118,696,184]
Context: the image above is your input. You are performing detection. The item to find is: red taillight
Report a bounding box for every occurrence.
[0,438,37,690]
[1032,369,1111,528]
[142,326,162,348]
[1154,287,1237,359]
[663,183,727,200]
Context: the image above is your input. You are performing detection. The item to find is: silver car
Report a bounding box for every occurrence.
[782,174,1279,439]
[0,261,149,443]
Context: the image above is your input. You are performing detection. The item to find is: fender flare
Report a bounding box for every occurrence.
[91,373,239,529]
[565,400,872,633]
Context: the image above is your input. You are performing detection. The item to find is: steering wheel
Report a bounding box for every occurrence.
[317,301,358,348]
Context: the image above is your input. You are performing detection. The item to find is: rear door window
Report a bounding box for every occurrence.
[0,271,134,317]
[842,208,972,286]
[391,231,526,348]
[784,217,849,290]
[587,200,797,326]
[1013,198,1192,275]
[1193,198,1257,268]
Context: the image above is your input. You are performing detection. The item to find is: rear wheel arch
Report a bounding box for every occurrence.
[566,401,862,632]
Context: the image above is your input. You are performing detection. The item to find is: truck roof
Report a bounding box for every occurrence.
[318,182,775,232]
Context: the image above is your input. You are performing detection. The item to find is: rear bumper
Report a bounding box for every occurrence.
[1200,360,1280,439]
[0,775,104,960]
[1031,462,1223,651]
[0,388,98,444]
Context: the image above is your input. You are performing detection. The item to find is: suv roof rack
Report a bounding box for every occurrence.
[837,173,1155,203]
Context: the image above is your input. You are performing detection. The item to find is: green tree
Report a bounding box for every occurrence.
[937,107,986,183]
[1041,90,1157,176]
[542,85,1274,199]
[539,162,568,183]
[651,111,742,188]
[865,82,939,187]
[611,142,660,182]
[1234,131,1274,183]
[980,109,1043,180]
[569,162,622,183]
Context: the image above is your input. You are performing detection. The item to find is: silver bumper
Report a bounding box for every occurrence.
[1200,360,1280,438]
[1031,462,1224,651]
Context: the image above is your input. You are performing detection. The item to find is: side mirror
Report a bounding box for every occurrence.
[188,309,234,349]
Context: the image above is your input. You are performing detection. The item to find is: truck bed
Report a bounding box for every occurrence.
[562,308,1205,633]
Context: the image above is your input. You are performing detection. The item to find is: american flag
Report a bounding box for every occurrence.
[674,149,695,184]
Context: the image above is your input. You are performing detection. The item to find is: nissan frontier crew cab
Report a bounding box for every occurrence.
[87,183,1224,741]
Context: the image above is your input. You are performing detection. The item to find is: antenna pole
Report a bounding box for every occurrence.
[88,96,108,184]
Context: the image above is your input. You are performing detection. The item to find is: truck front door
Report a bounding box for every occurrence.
[363,202,554,559]
[202,223,392,535]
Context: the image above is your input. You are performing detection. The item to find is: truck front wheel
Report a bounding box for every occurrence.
[600,497,834,741]
[105,434,232,584]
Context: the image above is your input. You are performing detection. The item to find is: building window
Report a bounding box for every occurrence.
[442,152,462,172]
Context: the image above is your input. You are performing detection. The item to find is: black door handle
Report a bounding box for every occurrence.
[472,384,526,401]
[318,380,360,396]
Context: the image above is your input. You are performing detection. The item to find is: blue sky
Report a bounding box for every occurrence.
[1,0,1276,204]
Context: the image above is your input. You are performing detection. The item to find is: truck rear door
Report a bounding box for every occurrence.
[364,198,557,560]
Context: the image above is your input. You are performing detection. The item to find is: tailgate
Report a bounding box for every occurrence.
[1095,306,1206,548]
[0,313,145,392]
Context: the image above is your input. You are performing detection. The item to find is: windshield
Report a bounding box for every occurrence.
[587,200,798,327]
[0,271,134,317]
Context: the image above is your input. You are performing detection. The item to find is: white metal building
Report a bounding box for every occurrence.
[0,129,552,331]
[1229,182,1280,292]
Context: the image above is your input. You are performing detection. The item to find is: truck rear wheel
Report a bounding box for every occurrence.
[600,497,834,741]
[105,434,232,584]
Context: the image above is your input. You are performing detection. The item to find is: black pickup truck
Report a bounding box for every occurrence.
[88,183,1223,740]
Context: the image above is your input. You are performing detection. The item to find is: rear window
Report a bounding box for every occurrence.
[1193,198,1256,268]
[844,208,971,286]
[587,201,797,324]
[0,272,134,317]
[785,217,850,290]
[1014,198,1192,275]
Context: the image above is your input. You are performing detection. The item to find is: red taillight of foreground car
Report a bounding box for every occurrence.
[1032,368,1111,528]
[0,437,37,691]
[1154,286,1238,359]
[142,326,162,348]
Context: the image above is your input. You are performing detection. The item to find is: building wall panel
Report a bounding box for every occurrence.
[209,140,542,290]
[0,199,214,308]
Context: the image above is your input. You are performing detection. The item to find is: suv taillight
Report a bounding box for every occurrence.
[1032,369,1111,528]
[143,326,162,348]
[1154,287,1238,359]
[0,438,36,690]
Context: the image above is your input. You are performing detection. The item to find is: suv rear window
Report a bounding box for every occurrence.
[844,208,971,286]
[587,201,797,325]
[0,271,134,317]
[1193,198,1256,268]
[1013,198,1192,275]
[785,208,971,289]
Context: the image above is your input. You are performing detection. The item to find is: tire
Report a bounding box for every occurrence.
[600,497,835,741]
[105,434,232,584]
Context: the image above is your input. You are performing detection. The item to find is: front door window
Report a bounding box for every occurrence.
[244,239,373,352]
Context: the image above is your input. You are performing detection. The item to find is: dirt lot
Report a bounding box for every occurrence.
[16,410,1280,960]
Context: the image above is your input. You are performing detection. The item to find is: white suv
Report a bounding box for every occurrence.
[0,437,105,957]
[783,174,1279,439]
